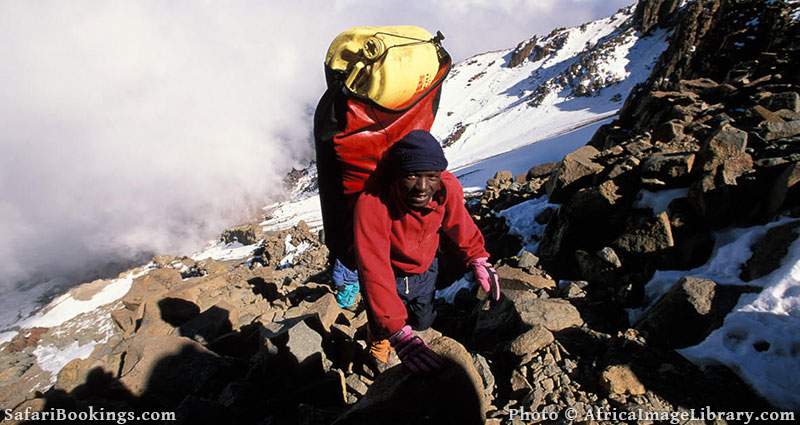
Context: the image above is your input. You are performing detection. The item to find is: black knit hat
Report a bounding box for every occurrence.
[387,130,448,175]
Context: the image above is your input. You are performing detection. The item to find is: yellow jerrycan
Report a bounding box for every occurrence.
[325,26,443,110]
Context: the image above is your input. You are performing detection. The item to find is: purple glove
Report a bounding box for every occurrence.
[389,325,443,373]
[471,257,500,301]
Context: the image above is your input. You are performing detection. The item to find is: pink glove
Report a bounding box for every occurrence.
[389,325,443,373]
[471,257,500,301]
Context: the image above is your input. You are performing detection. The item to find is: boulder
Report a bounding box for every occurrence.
[641,152,695,183]
[509,325,555,365]
[759,120,800,141]
[517,250,540,272]
[178,302,238,345]
[527,162,559,180]
[119,335,237,405]
[221,223,262,245]
[634,276,755,348]
[545,145,604,203]
[496,265,556,290]
[472,353,495,399]
[653,119,685,143]
[765,162,800,217]
[761,91,799,113]
[633,0,680,33]
[333,336,487,425]
[121,269,182,311]
[613,211,675,255]
[507,293,583,331]
[285,292,344,333]
[111,308,137,337]
[741,221,800,281]
[600,365,645,396]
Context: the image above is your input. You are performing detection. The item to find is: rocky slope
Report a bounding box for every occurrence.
[2,0,800,424]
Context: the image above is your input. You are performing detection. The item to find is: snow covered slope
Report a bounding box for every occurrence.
[264,5,669,231]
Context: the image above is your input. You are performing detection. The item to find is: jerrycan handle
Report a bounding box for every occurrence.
[345,61,365,89]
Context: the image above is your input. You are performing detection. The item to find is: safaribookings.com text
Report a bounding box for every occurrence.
[507,405,795,424]
[4,406,176,424]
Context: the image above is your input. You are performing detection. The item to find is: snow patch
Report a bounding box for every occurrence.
[498,197,558,253]
[261,195,322,232]
[0,331,17,345]
[278,234,312,269]
[435,273,477,304]
[629,217,800,409]
[18,269,149,329]
[191,240,259,261]
[33,340,97,383]
[634,188,689,214]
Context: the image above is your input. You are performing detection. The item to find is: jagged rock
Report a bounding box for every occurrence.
[291,292,345,333]
[600,364,645,396]
[221,223,263,245]
[507,293,583,331]
[121,268,183,311]
[559,281,589,299]
[765,162,800,217]
[633,0,680,33]
[509,37,538,68]
[497,264,556,290]
[597,247,623,268]
[761,91,800,113]
[0,350,35,383]
[527,162,558,180]
[545,146,604,203]
[510,368,532,396]
[119,335,237,404]
[473,296,526,349]
[345,374,369,396]
[752,105,784,123]
[135,296,204,337]
[641,152,695,183]
[701,124,750,182]
[5,328,48,353]
[613,211,675,255]
[334,336,487,425]
[653,119,685,143]
[636,276,758,348]
[741,221,800,281]
[266,318,325,367]
[472,353,495,399]
[178,302,238,345]
[575,249,620,285]
[51,341,125,395]
[760,120,800,141]
[660,198,715,269]
[624,137,655,157]
[509,325,554,365]
[517,250,540,273]
[111,308,137,337]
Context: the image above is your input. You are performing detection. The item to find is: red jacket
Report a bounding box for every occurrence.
[354,171,489,336]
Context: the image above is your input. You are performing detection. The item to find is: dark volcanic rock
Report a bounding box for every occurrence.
[545,146,604,203]
[741,220,800,281]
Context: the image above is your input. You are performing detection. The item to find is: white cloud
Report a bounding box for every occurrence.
[0,0,633,302]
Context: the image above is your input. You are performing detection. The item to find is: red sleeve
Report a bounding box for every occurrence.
[441,172,490,264]
[353,192,407,337]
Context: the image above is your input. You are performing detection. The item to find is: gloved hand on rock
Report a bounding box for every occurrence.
[388,325,443,374]
[470,257,500,302]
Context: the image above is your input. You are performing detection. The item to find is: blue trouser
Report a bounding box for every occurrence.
[395,258,438,331]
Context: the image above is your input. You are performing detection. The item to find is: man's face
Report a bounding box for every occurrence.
[397,170,442,210]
